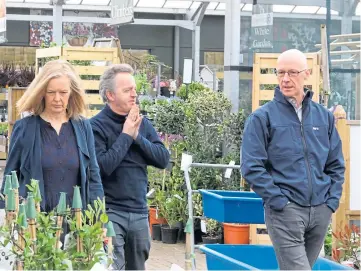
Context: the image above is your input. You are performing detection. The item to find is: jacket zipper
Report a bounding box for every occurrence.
[288,98,313,206]
[300,118,313,205]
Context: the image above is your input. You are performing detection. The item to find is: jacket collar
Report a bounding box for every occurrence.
[274,86,313,106]
[70,117,90,158]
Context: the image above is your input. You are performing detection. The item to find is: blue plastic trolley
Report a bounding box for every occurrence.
[183,162,352,270]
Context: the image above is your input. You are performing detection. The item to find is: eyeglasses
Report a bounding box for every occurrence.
[275,69,308,78]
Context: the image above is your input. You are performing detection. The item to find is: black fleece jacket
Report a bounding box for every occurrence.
[90,104,170,214]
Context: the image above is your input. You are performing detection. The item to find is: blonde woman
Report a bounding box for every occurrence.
[0,59,104,212]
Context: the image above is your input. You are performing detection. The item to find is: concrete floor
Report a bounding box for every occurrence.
[146,241,207,270]
[0,160,207,270]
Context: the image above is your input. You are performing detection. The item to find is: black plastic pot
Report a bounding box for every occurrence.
[202,235,221,244]
[161,225,179,244]
[152,224,162,241]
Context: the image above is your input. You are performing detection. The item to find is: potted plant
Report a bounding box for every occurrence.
[0,177,112,270]
[159,195,181,244]
[332,223,360,269]
[148,189,167,241]
[202,219,222,244]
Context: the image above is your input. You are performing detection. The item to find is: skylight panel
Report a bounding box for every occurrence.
[316,7,338,15]
[292,6,319,14]
[82,0,108,5]
[216,2,225,10]
[163,1,192,9]
[273,5,294,13]
[64,0,82,4]
[190,1,201,9]
[24,0,49,3]
[206,2,218,10]
[137,0,165,8]
[242,4,252,11]
[7,0,24,2]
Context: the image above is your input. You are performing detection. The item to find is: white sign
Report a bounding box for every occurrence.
[183,59,193,84]
[251,13,273,27]
[110,0,134,26]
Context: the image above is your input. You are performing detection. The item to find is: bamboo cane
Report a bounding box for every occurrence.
[55,215,64,249]
[6,211,16,227]
[28,218,37,252]
[74,208,83,253]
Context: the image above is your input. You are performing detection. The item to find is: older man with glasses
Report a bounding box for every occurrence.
[241,49,345,270]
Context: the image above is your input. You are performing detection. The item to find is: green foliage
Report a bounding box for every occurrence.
[177,82,208,100]
[0,123,7,135]
[66,198,108,270]
[154,99,185,135]
[324,225,332,257]
[134,72,151,95]
[147,83,247,224]
[205,219,222,237]
[0,197,108,270]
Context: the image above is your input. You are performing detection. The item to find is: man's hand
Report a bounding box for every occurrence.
[123,105,143,139]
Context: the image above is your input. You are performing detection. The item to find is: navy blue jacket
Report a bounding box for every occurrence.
[90,105,170,214]
[0,115,104,209]
[241,87,345,212]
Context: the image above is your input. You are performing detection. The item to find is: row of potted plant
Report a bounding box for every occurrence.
[144,82,249,245]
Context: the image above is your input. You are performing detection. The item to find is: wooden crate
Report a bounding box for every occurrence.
[36,47,120,118]
[252,53,321,111]
[249,224,272,245]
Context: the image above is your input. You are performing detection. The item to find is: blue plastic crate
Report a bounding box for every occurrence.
[199,244,352,270]
[199,190,265,224]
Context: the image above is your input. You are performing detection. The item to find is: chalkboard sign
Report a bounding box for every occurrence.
[250,4,273,49]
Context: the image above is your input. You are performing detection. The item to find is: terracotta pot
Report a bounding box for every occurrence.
[223,223,250,244]
[149,207,167,235]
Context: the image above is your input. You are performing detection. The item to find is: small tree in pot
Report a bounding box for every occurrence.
[159,195,183,244]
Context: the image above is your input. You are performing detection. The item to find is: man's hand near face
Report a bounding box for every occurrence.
[123,105,143,139]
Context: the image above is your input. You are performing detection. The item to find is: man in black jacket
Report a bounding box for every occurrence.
[90,64,170,270]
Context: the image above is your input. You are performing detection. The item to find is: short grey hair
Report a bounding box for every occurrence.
[99,63,134,103]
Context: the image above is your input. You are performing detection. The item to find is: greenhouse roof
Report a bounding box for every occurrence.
[6,0,360,17]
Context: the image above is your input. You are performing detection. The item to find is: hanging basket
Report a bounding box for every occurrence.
[67,36,88,47]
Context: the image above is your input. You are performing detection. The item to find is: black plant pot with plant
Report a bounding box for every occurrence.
[161,225,179,244]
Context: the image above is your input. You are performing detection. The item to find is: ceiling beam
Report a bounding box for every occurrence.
[6,14,195,29]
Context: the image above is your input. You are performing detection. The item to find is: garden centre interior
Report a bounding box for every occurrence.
[0,0,360,270]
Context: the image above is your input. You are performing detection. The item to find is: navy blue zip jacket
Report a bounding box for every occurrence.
[0,115,104,210]
[241,87,345,212]
[90,104,170,214]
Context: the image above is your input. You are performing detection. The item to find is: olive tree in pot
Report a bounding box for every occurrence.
[202,219,222,244]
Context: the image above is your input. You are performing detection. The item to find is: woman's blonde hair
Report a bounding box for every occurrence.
[17,59,87,119]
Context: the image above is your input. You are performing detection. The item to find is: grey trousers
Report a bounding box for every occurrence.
[107,208,151,270]
[264,201,332,270]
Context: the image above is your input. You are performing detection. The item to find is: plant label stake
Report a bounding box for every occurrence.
[55,192,67,249]
[6,189,16,227]
[72,186,83,253]
[26,195,37,252]
[16,203,27,271]
[3,175,12,211]
[11,171,19,213]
